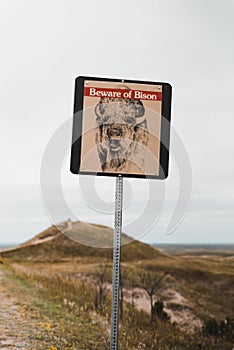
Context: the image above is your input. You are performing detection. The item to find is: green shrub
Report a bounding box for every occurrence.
[152,300,170,321]
[202,316,234,339]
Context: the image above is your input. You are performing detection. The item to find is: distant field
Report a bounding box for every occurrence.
[154,243,234,257]
[2,242,234,256]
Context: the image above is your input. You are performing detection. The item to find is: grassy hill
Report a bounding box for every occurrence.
[0,220,167,262]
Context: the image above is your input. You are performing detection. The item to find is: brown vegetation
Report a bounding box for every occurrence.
[1,221,234,349]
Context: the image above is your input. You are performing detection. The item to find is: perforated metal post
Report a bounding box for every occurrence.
[110,175,123,350]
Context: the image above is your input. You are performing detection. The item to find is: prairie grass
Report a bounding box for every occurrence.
[4,256,234,350]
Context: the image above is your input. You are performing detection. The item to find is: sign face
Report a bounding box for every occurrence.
[70,76,172,179]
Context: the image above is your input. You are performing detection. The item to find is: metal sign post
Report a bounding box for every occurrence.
[70,76,172,349]
[110,175,123,350]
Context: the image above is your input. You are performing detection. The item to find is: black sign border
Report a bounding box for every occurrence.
[70,76,172,179]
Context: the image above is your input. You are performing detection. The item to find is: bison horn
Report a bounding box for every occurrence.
[135,100,145,118]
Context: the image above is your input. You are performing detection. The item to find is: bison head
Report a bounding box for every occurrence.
[95,96,149,172]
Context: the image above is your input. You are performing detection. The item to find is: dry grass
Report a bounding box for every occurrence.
[1,252,232,349]
[1,221,234,349]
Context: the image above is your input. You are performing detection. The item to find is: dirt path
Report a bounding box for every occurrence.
[0,268,53,350]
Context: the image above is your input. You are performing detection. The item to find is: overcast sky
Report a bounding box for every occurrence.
[1,0,234,245]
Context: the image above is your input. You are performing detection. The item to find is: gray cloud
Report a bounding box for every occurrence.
[0,0,233,244]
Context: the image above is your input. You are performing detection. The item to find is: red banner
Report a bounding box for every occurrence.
[84,87,162,101]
